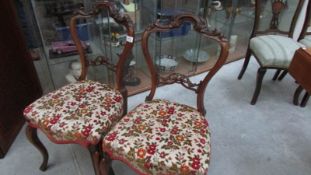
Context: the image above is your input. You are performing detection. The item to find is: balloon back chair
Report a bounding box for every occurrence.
[23,2,134,175]
[100,14,229,175]
[237,0,305,105]
[298,0,311,47]
[293,0,311,107]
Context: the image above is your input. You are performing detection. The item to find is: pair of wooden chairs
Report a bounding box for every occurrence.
[237,0,307,104]
[23,2,229,175]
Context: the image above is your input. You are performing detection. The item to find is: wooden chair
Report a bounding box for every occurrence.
[100,14,229,175]
[237,0,305,105]
[298,0,311,47]
[293,0,311,107]
[23,2,134,175]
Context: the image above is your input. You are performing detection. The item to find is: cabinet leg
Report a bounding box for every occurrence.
[25,125,49,171]
[251,68,266,105]
[300,92,310,107]
[293,85,303,106]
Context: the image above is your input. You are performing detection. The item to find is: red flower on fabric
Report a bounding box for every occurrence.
[200,128,207,135]
[100,111,107,115]
[24,106,32,114]
[200,138,206,144]
[171,126,179,134]
[106,132,117,141]
[162,119,168,126]
[159,128,166,132]
[191,162,200,170]
[113,96,122,102]
[86,86,95,92]
[167,107,175,114]
[192,157,200,163]
[147,149,156,155]
[147,144,157,155]
[160,152,166,158]
[134,117,142,124]
[144,162,152,169]
[49,115,61,124]
[119,139,126,144]
[191,156,201,170]
[82,130,90,137]
[123,117,130,122]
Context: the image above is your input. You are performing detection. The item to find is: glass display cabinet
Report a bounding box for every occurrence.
[25,0,257,95]
[31,0,117,90]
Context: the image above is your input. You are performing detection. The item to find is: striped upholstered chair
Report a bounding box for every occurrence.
[237,0,305,104]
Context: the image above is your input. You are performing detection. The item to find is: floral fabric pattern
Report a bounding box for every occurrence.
[102,99,211,175]
[24,80,123,147]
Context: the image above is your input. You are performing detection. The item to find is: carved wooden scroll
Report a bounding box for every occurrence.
[253,0,304,38]
[141,14,229,115]
[69,1,135,91]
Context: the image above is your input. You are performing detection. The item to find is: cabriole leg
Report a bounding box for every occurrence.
[26,125,49,171]
[238,48,251,80]
[251,68,266,105]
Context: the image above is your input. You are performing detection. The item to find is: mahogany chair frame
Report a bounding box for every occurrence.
[25,2,134,175]
[99,13,229,175]
[237,0,305,105]
[294,0,311,107]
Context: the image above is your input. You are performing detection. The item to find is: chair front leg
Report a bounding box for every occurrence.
[251,67,266,105]
[25,125,49,171]
[99,153,114,175]
[89,144,102,175]
[238,48,251,80]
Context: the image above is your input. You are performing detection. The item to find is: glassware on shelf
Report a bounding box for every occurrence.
[155,55,178,72]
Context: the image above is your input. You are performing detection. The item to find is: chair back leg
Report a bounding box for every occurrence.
[272,70,281,81]
[238,48,252,79]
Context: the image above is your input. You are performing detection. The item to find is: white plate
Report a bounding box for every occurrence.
[183,49,209,63]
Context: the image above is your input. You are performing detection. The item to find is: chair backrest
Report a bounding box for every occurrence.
[141,14,229,116]
[252,0,305,38]
[70,1,135,112]
[299,0,311,41]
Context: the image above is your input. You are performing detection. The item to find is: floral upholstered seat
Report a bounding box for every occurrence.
[24,80,123,147]
[102,99,211,175]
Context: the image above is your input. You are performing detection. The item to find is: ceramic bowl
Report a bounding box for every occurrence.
[183,49,209,63]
